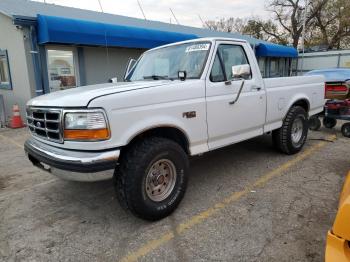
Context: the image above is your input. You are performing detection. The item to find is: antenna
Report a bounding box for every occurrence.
[170,8,180,25]
[197,14,204,24]
[97,0,108,80]
[97,0,104,13]
[137,0,147,20]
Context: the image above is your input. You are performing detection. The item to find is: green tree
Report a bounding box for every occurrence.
[266,0,328,48]
[204,18,248,34]
[203,0,349,50]
[204,17,287,44]
[312,0,350,49]
[243,19,289,45]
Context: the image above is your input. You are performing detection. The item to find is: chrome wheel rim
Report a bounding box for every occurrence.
[291,117,304,145]
[145,159,177,202]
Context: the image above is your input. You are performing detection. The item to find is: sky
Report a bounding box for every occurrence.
[33,0,271,28]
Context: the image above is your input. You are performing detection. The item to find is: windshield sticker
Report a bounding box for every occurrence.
[185,43,210,53]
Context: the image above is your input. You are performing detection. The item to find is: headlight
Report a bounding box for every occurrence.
[64,111,110,141]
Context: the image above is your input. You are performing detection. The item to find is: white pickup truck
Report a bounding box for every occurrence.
[25,37,325,220]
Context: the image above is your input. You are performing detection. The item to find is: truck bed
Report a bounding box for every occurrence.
[263,75,325,132]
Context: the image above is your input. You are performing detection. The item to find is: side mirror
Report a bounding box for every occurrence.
[124,58,137,80]
[228,64,251,106]
[109,77,118,83]
[232,64,251,80]
[178,71,187,81]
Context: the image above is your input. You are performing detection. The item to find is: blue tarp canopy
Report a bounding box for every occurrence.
[37,15,198,49]
[37,15,297,58]
[256,43,298,58]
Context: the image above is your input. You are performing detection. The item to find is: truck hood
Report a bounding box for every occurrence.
[27,81,169,107]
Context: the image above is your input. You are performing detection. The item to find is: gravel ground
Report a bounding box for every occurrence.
[0,125,349,262]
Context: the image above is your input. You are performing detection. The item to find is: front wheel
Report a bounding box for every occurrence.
[114,137,189,221]
[272,106,309,155]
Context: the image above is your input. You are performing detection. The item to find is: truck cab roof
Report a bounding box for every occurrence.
[147,37,248,53]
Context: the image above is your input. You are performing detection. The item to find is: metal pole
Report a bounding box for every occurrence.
[170,8,180,25]
[338,6,344,49]
[97,0,104,13]
[0,95,6,128]
[300,0,309,74]
[137,0,147,20]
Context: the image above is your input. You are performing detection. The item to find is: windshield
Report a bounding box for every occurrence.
[127,41,211,81]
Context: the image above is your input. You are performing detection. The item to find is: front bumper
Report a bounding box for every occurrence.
[325,231,350,261]
[24,137,120,181]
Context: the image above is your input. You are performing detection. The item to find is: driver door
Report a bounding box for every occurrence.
[206,42,266,150]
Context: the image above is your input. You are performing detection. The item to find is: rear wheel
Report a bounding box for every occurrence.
[341,123,350,138]
[272,106,308,155]
[323,117,337,129]
[309,116,321,131]
[114,137,189,221]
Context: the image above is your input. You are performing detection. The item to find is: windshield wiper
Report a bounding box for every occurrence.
[143,75,169,80]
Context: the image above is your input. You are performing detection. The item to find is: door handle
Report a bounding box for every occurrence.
[251,86,262,91]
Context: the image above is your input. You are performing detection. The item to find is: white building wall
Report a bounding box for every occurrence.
[0,14,33,121]
[297,50,350,74]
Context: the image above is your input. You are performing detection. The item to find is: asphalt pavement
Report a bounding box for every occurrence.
[0,126,349,262]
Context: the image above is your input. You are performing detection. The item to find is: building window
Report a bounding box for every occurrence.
[291,59,298,76]
[258,58,266,78]
[0,50,12,90]
[47,49,78,92]
[269,58,280,78]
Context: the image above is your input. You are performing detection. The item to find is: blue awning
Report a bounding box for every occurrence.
[37,15,198,49]
[255,43,298,58]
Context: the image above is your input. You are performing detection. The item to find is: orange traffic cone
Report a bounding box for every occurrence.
[9,104,25,128]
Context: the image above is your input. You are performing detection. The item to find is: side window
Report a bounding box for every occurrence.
[210,54,225,82]
[210,44,251,82]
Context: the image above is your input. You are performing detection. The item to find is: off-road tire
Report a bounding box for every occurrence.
[272,106,308,155]
[323,117,337,129]
[341,123,350,138]
[114,137,189,221]
[309,116,321,131]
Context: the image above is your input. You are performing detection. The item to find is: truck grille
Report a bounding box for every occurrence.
[26,108,63,143]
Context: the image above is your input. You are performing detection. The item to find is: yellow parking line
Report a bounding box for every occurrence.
[120,135,337,262]
[0,133,24,149]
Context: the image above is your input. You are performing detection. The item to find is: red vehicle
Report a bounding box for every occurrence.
[306,69,350,137]
[323,99,350,137]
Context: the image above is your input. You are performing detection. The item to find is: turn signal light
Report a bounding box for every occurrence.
[64,129,110,141]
